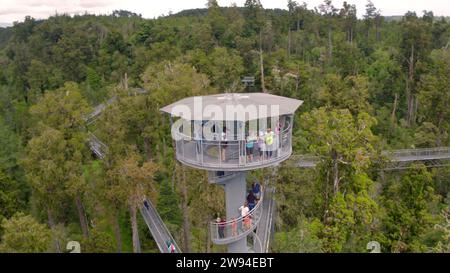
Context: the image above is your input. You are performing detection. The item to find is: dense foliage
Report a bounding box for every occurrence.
[0,1,449,252]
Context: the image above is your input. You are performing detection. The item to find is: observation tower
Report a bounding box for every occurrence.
[161,93,302,253]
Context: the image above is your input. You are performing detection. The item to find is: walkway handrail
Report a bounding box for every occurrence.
[173,119,293,170]
[289,147,450,169]
[257,184,275,253]
[142,198,182,253]
[174,120,292,140]
[248,231,263,253]
[384,147,450,159]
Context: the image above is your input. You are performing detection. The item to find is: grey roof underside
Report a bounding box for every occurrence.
[160,93,303,121]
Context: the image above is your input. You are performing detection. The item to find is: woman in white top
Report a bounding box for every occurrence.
[239,201,251,230]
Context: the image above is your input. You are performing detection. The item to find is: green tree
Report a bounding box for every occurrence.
[0,169,21,226]
[314,74,372,115]
[244,0,264,36]
[382,164,441,252]
[274,217,323,253]
[400,11,432,125]
[301,108,379,252]
[108,152,158,253]
[417,49,450,145]
[0,213,52,253]
[24,82,91,243]
[157,179,182,227]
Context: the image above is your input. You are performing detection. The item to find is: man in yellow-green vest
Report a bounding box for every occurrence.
[265,128,275,158]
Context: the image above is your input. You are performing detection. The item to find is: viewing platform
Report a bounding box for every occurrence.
[173,118,293,171]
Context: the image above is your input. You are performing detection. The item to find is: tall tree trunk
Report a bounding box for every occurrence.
[47,208,61,253]
[129,201,141,253]
[143,137,152,161]
[112,209,123,253]
[350,27,353,44]
[259,31,266,93]
[331,149,339,194]
[406,44,415,126]
[287,28,291,60]
[205,221,211,253]
[75,195,89,238]
[181,165,191,252]
[328,25,333,61]
[391,93,398,123]
[123,72,128,90]
[375,17,381,42]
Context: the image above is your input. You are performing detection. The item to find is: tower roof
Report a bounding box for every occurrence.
[160,93,303,121]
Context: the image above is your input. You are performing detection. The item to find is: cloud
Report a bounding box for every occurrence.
[1,0,449,24]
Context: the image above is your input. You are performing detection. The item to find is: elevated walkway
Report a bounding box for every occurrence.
[140,198,182,253]
[290,147,450,169]
[256,185,276,253]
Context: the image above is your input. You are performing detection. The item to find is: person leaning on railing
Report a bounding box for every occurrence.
[257,131,266,161]
[246,131,257,163]
[252,180,261,200]
[239,202,251,230]
[231,217,238,236]
[216,217,225,239]
[265,128,275,158]
[247,190,256,211]
[221,127,227,162]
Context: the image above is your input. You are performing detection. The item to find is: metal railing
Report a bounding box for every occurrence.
[383,147,450,162]
[140,198,181,253]
[289,147,450,169]
[256,184,275,253]
[210,190,264,245]
[87,132,108,159]
[289,154,321,167]
[248,231,263,253]
[174,123,293,170]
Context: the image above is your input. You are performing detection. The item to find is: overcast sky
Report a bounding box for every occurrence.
[1,0,450,24]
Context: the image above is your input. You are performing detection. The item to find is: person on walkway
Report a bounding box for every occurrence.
[239,202,250,230]
[216,217,225,239]
[275,119,282,155]
[194,122,203,159]
[257,131,266,161]
[247,190,256,211]
[246,131,257,162]
[221,126,227,162]
[252,180,261,200]
[231,217,238,236]
[166,239,176,253]
[143,199,150,210]
[239,201,249,217]
[265,128,275,158]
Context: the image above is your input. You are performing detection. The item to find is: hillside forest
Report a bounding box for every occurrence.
[0,0,449,253]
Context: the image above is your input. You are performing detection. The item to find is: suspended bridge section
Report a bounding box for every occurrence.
[290,147,450,170]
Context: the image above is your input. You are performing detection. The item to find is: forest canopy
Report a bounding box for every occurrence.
[0,0,449,253]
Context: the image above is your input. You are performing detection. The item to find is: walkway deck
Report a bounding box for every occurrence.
[140,198,182,253]
[291,147,450,169]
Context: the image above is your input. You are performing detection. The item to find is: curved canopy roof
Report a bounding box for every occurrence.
[160,93,303,121]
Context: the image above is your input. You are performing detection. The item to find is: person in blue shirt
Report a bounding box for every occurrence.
[247,190,256,211]
[246,131,257,162]
[252,180,261,200]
